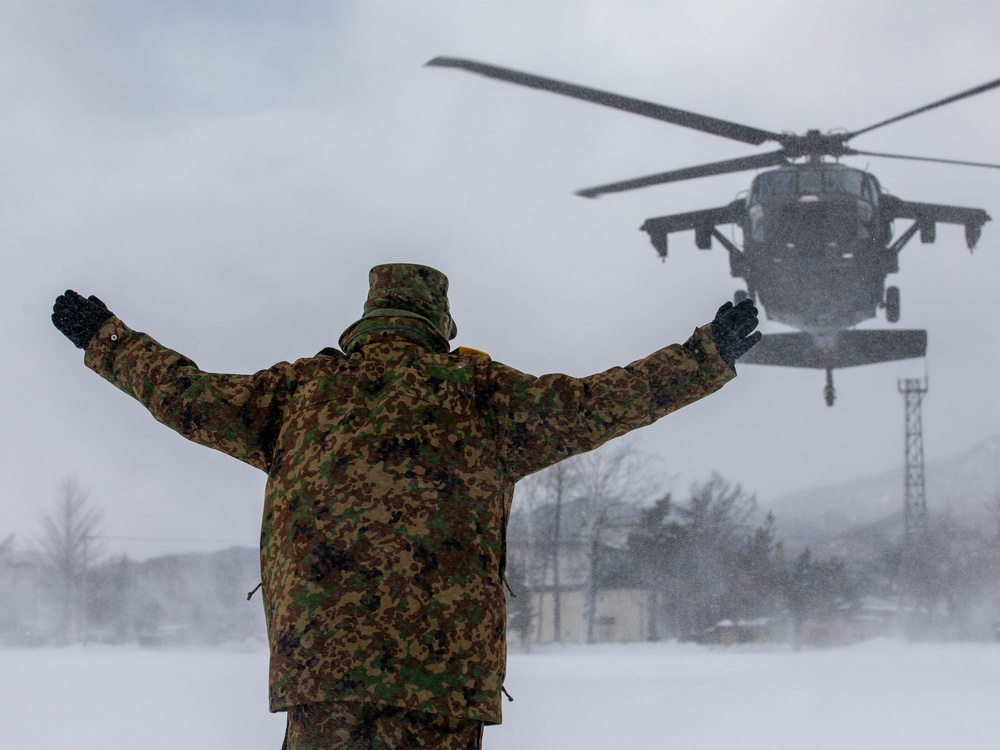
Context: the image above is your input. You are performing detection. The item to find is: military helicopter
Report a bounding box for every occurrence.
[427,57,999,405]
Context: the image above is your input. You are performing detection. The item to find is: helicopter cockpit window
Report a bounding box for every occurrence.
[753,172,797,200]
[798,170,822,194]
[754,169,869,202]
[862,177,878,205]
[823,170,864,196]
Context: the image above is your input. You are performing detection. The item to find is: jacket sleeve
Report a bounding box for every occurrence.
[484,323,735,481]
[83,316,296,473]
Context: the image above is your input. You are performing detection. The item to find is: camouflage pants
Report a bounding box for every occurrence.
[282,701,484,750]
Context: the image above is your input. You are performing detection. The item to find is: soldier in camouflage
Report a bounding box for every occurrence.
[52,264,759,749]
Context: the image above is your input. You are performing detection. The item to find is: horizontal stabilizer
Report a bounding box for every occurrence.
[740,330,927,369]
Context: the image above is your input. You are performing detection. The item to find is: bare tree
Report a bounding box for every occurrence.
[572,441,655,643]
[536,460,575,643]
[509,456,593,645]
[991,493,1000,544]
[0,534,19,640]
[37,478,105,644]
[506,474,545,650]
[509,440,657,645]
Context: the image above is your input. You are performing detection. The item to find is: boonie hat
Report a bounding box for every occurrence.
[339,264,457,353]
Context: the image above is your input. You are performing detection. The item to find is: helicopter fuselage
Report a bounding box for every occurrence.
[427,56,997,402]
[735,164,896,333]
[640,156,988,372]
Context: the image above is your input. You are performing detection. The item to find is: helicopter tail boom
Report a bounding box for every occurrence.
[739,330,927,369]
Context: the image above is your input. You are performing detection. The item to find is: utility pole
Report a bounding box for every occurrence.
[898,378,929,543]
[550,467,564,643]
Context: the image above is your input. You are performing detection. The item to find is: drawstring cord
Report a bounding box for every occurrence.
[503,575,516,598]
[247,582,262,601]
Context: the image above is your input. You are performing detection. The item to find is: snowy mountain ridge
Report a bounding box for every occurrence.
[760,434,1000,556]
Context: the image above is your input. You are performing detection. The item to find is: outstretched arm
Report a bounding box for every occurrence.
[487,302,758,481]
[52,290,293,472]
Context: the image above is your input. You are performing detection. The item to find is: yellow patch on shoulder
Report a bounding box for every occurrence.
[456,346,489,357]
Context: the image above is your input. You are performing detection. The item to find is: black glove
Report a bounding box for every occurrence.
[711,299,761,369]
[52,290,114,349]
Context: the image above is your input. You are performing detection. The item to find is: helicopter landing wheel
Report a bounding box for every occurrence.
[885,286,900,323]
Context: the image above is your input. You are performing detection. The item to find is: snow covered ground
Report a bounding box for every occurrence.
[1,639,997,749]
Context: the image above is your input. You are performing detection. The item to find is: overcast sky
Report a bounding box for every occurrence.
[3,0,999,560]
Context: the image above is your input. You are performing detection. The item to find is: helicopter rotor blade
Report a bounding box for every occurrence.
[847,148,1000,171]
[576,150,789,198]
[849,77,1000,139]
[426,56,781,146]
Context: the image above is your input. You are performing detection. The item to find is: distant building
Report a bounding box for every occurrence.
[506,496,651,647]
[516,587,653,646]
[694,618,779,646]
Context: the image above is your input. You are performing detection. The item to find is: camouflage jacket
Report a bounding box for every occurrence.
[84,317,734,723]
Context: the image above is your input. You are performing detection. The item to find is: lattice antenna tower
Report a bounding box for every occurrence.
[898,378,929,541]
